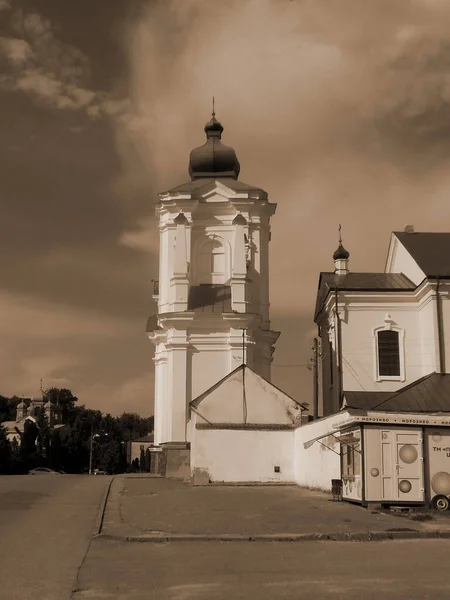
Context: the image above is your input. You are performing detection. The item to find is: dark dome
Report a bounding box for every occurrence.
[333,244,350,260]
[188,114,240,180]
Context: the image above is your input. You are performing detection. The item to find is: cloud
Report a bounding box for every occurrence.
[0,8,127,118]
[0,291,131,340]
[118,218,160,255]
[77,372,154,416]
[0,291,153,412]
[115,0,450,318]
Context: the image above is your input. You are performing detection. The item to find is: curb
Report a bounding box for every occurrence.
[96,529,450,543]
[93,475,115,536]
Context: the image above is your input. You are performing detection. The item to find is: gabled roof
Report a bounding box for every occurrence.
[161,177,267,197]
[190,364,308,410]
[343,373,450,413]
[314,272,415,320]
[394,232,450,278]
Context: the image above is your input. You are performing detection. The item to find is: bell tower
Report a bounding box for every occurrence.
[148,111,279,446]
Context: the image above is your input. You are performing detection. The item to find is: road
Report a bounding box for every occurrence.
[3,474,450,599]
[76,537,450,600]
[0,473,111,600]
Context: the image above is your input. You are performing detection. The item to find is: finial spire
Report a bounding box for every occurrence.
[338,223,342,246]
[212,96,215,117]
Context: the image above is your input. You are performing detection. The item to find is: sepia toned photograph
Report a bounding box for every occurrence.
[1,1,450,598]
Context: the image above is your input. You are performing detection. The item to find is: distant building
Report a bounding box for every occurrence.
[127,434,155,465]
[3,394,65,445]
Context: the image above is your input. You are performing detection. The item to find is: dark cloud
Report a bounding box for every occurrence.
[2,0,450,414]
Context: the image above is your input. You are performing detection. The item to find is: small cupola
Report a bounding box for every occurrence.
[333,225,350,275]
[16,399,27,422]
[188,100,241,180]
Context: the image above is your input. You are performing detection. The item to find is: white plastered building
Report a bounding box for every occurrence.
[147,112,300,479]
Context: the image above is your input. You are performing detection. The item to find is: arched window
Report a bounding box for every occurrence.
[197,239,225,284]
[377,330,400,377]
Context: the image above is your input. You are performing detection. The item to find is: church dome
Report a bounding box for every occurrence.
[333,244,350,261]
[188,113,240,180]
[17,400,26,409]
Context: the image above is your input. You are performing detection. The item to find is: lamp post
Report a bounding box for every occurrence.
[89,423,94,475]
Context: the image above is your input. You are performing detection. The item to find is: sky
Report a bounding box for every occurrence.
[1,0,450,416]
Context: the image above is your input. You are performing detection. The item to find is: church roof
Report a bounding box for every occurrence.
[343,373,450,413]
[190,364,308,411]
[161,177,267,198]
[314,272,415,320]
[394,232,450,278]
[188,113,241,180]
[333,244,350,261]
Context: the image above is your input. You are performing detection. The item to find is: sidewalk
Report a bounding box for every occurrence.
[100,475,450,542]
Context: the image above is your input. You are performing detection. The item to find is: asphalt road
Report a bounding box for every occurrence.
[0,473,111,600]
[76,537,450,600]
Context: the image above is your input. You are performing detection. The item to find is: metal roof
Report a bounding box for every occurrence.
[188,284,233,313]
[314,272,415,320]
[161,177,267,197]
[394,232,450,278]
[343,373,450,413]
[343,391,393,410]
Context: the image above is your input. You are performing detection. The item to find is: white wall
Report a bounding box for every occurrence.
[341,304,428,393]
[191,428,295,482]
[294,413,350,491]
[440,282,450,373]
[386,235,426,285]
[190,347,231,401]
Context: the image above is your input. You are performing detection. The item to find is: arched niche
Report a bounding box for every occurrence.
[194,236,230,284]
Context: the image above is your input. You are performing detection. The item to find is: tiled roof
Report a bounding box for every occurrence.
[344,373,450,413]
[314,272,415,320]
[188,284,232,313]
[394,232,450,278]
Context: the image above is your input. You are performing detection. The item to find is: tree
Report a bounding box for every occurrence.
[20,419,39,471]
[0,424,12,473]
[117,413,153,441]
[36,407,51,464]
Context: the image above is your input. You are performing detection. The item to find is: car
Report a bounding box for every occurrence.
[29,467,61,475]
[93,469,107,475]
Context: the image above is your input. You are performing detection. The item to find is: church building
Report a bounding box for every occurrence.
[147,111,306,482]
[147,110,450,508]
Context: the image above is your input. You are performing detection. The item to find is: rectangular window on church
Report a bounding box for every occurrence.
[377,330,400,377]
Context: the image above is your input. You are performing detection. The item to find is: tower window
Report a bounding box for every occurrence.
[377,330,400,377]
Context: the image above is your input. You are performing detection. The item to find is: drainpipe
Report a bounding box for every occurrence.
[436,277,445,374]
[312,335,319,420]
[335,288,343,411]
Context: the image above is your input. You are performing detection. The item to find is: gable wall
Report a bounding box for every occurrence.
[193,367,301,425]
[386,237,426,285]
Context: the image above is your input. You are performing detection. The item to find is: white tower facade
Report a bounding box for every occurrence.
[148,113,279,446]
